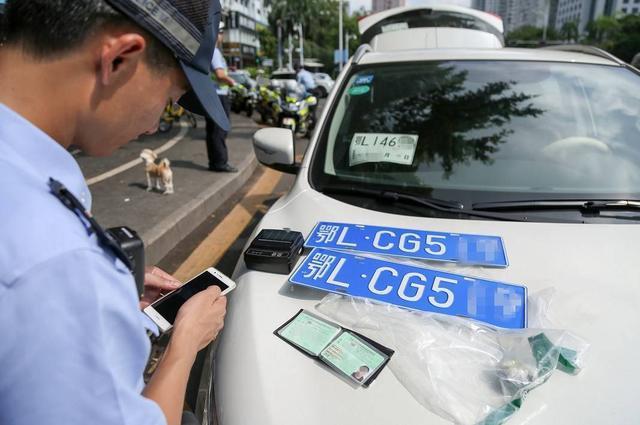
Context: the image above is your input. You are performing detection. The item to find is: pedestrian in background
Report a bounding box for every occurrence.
[206,23,238,172]
[0,1,229,425]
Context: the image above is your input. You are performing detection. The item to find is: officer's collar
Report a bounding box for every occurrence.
[0,103,92,210]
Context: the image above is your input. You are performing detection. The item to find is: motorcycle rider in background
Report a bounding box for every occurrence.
[294,63,319,130]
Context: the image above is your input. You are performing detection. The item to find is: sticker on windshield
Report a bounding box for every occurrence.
[290,248,527,329]
[349,133,418,166]
[306,222,508,267]
[348,85,370,96]
[353,74,374,86]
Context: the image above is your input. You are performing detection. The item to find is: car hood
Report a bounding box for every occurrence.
[215,187,640,425]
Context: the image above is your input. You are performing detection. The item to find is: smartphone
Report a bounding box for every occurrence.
[143,267,236,333]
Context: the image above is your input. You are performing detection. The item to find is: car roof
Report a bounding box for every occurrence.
[359,5,503,35]
[356,47,622,67]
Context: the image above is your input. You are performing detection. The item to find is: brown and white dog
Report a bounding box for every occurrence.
[139,149,174,195]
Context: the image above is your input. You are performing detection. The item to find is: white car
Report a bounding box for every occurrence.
[210,6,640,425]
[313,72,334,98]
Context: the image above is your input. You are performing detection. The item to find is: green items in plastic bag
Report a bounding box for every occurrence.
[479,333,583,425]
[316,293,590,425]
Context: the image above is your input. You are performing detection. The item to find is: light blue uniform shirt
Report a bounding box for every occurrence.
[211,48,229,96]
[297,69,317,92]
[0,103,166,425]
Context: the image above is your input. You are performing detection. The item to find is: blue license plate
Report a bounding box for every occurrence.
[305,222,508,267]
[290,248,526,329]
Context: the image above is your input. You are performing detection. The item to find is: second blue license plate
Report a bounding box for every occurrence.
[290,248,526,329]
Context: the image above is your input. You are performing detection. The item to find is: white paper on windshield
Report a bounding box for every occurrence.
[381,22,409,33]
[349,133,418,166]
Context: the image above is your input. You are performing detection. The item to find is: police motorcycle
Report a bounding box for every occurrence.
[256,78,282,125]
[229,71,258,117]
[274,80,318,138]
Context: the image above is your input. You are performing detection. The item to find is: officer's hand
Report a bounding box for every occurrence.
[140,266,181,310]
[172,286,227,353]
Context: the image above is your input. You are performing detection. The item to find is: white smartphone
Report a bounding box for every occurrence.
[143,267,236,333]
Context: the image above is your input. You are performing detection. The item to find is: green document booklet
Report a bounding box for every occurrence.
[275,309,393,386]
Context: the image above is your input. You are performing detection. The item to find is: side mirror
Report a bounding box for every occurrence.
[252,128,300,174]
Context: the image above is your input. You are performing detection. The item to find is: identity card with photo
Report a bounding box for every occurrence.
[275,310,394,387]
[319,332,389,385]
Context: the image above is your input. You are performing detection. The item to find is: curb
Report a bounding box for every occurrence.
[143,125,260,265]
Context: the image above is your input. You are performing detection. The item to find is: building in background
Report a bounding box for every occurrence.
[473,0,551,33]
[473,0,619,36]
[372,0,406,13]
[615,0,640,15]
[504,0,552,32]
[220,0,270,68]
[555,0,616,34]
[474,0,509,19]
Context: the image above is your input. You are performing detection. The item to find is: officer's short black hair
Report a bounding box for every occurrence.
[3,0,176,71]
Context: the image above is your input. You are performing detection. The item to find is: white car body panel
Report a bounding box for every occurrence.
[370,27,503,51]
[216,180,640,425]
[358,5,504,36]
[356,48,617,66]
[214,46,639,425]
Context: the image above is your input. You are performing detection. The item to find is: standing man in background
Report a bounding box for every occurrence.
[206,23,237,172]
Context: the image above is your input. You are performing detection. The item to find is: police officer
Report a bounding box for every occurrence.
[0,1,229,425]
[294,63,319,129]
[294,63,318,96]
[205,22,238,172]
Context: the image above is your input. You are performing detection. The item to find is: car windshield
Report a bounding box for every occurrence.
[310,60,640,215]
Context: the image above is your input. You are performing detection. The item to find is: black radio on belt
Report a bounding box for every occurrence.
[244,229,305,274]
[106,226,145,296]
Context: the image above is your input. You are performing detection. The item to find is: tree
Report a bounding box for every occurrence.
[593,15,620,43]
[560,21,579,42]
[506,25,559,46]
[610,14,640,63]
[585,20,598,43]
[265,0,360,74]
[257,24,276,60]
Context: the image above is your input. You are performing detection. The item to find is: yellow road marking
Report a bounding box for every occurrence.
[173,167,283,282]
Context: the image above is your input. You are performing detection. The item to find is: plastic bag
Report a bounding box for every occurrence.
[316,292,589,425]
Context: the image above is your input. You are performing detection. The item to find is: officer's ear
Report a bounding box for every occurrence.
[98,33,146,87]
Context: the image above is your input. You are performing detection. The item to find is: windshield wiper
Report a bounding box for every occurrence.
[321,186,462,209]
[320,186,576,222]
[473,199,640,212]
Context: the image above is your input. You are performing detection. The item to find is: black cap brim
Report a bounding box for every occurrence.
[178,61,230,132]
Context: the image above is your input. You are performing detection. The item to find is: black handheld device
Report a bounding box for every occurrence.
[244,229,305,274]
